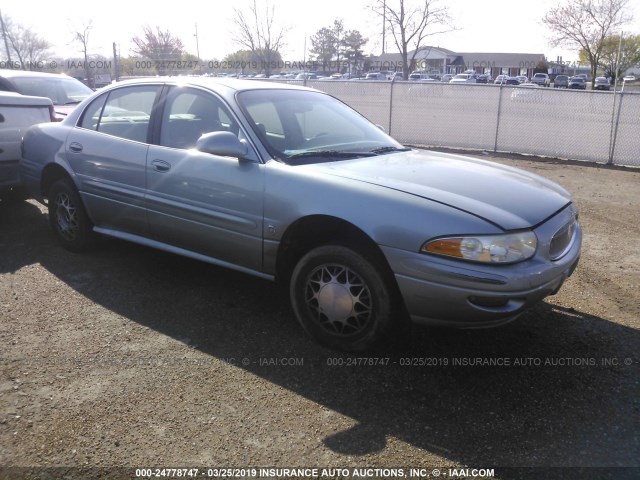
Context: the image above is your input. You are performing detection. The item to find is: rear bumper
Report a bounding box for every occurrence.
[0,161,20,193]
[17,158,46,203]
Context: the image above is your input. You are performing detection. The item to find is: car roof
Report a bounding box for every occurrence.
[0,70,75,79]
[104,76,316,94]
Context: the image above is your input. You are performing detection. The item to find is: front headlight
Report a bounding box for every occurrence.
[421,231,537,264]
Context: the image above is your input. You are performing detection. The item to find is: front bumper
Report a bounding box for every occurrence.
[382,205,582,327]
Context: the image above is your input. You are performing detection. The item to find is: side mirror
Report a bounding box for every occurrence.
[195,131,249,159]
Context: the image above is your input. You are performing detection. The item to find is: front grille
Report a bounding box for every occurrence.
[549,219,577,260]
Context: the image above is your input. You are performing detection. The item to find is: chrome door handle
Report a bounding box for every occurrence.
[69,142,83,153]
[151,159,171,172]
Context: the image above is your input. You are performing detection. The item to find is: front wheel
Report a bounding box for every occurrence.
[290,245,395,351]
[48,178,94,252]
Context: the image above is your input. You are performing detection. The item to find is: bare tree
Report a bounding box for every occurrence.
[232,0,286,76]
[21,29,51,68]
[542,0,632,86]
[132,26,185,75]
[73,22,93,87]
[0,12,51,69]
[373,0,451,79]
[0,9,13,64]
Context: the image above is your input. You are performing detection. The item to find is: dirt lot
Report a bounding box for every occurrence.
[1,154,639,480]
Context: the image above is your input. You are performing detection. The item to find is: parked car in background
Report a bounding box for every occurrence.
[568,76,587,90]
[553,75,569,88]
[295,72,320,80]
[19,77,582,351]
[515,76,528,84]
[409,72,437,82]
[0,71,93,120]
[594,77,611,91]
[475,74,490,84]
[531,73,551,87]
[365,72,388,81]
[494,75,510,85]
[450,74,476,84]
[0,92,54,200]
[441,74,454,83]
[510,83,543,103]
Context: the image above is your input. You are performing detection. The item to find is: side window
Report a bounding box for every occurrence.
[159,88,238,150]
[80,86,159,143]
[79,94,107,130]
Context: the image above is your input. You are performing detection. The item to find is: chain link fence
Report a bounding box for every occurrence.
[298,80,640,167]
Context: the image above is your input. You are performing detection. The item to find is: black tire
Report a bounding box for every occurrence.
[290,245,395,351]
[48,178,94,252]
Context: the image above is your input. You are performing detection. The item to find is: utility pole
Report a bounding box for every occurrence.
[194,23,201,72]
[382,0,386,54]
[112,42,119,82]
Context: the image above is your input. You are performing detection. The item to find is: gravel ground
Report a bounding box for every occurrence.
[1,153,639,480]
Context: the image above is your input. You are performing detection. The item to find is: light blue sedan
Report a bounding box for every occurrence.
[19,78,581,351]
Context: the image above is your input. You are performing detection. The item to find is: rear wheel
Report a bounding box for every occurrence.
[48,178,94,252]
[290,245,395,351]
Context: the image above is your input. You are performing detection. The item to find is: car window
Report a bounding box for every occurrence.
[9,75,93,105]
[79,94,108,130]
[79,85,160,143]
[292,101,365,140]
[159,87,239,150]
[242,99,284,136]
[238,89,402,162]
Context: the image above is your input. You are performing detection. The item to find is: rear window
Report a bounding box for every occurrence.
[9,76,93,105]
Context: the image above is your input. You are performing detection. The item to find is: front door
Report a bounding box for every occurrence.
[145,86,264,271]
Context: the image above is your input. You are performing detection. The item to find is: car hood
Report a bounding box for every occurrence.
[303,149,571,230]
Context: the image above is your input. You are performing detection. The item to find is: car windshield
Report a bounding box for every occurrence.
[10,75,93,105]
[237,89,406,165]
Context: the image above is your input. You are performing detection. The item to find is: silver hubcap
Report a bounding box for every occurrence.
[54,192,78,241]
[305,264,372,335]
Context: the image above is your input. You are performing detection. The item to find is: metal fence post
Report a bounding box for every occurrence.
[388,79,395,135]
[493,84,504,153]
[609,91,625,165]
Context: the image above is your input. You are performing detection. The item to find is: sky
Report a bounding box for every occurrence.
[2,0,639,66]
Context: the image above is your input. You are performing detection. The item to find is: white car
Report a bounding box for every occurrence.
[449,74,476,84]
[0,92,54,199]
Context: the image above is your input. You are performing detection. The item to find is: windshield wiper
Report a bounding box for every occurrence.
[287,150,377,160]
[63,100,82,105]
[370,146,412,154]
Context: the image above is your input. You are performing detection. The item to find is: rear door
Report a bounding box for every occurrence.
[67,84,162,235]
